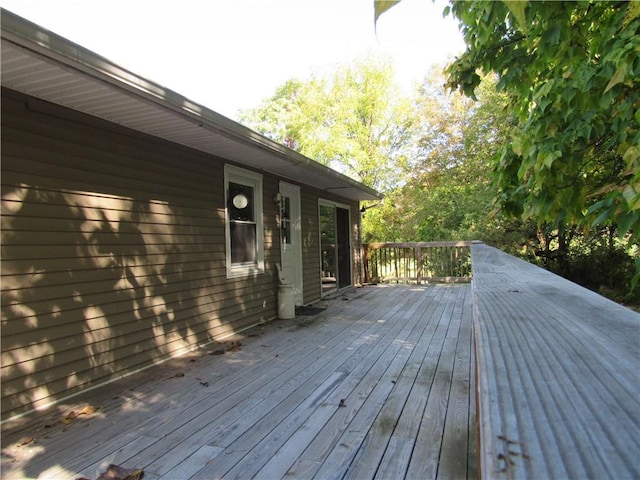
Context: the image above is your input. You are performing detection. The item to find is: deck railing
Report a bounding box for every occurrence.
[363,241,475,284]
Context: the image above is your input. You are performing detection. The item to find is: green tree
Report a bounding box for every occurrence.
[363,71,521,245]
[377,0,639,289]
[443,1,639,237]
[240,56,415,192]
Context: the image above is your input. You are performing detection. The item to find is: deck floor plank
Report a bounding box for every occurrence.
[294,287,454,479]
[193,287,423,479]
[472,244,640,479]
[436,285,473,480]
[1,284,476,480]
[253,290,438,480]
[373,289,456,480]
[404,286,464,480]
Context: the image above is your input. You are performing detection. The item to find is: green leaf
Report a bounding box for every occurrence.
[617,210,639,236]
[374,1,402,26]
[538,149,562,170]
[622,1,640,31]
[512,136,523,156]
[604,62,629,93]
[622,186,639,209]
[623,145,640,167]
[503,1,528,33]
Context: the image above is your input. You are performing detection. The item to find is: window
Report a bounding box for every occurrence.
[224,165,264,278]
[280,195,291,245]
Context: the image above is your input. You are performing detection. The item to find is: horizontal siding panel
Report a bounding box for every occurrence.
[3,96,224,181]
[0,229,222,246]
[0,252,223,277]
[1,261,224,295]
[0,244,222,261]
[2,267,277,328]
[2,286,277,378]
[1,129,221,199]
[1,192,221,223]
[1,209,223,234]
[1,152,218,207]
[3,302,275,368]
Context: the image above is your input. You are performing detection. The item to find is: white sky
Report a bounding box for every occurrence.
[0,0,465,120]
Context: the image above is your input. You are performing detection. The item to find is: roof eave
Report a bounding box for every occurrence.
[0,8,382,202]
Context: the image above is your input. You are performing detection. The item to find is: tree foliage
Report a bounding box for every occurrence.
[362,71,520,245]
[239,57,414,192]
[442,1,639,243]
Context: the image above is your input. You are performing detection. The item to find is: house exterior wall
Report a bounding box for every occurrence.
[0,88,364,420]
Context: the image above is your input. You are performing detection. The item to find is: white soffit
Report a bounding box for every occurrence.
[1,9,381,202]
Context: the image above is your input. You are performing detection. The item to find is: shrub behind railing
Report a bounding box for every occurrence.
[363,241,475,284]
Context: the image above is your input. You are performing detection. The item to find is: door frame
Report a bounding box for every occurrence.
[318,199,352,296]
[279,182,303,304]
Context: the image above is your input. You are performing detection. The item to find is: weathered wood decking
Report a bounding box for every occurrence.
[472,244,640,479]
[1,284,476,480]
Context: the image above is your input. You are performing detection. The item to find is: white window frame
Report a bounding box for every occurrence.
[224,164,265,278]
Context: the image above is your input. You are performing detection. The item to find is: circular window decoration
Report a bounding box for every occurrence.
[232,193,249,209]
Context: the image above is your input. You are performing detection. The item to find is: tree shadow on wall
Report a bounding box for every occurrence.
[1,185,217,421]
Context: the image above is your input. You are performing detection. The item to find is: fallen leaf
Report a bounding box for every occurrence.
[226,341,242,352]
[199,381,209,387]
[92,464,144,480]
[66,411,77,420]
[338,399,347,408]
[210,349,225,356]
[169,372,185,379]
[17,436,34,446]
[79,405,98,416]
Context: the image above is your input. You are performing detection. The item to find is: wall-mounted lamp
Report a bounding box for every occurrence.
[360,202,381,218]
[360,202,381,213]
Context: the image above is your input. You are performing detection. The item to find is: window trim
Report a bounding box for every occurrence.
[224,164,264,278]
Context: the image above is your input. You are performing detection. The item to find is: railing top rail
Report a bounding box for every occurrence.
[470,243,640,478]
[364,241,479,249]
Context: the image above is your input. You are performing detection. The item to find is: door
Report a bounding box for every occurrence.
[319,201,352,295]
[336,207,351,289]
[279,182,303,304]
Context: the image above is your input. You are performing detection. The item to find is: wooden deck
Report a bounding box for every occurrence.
[1,284,476,480]
[472,244,640,479]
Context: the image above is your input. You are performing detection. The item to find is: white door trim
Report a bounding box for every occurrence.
[279,182,303,304]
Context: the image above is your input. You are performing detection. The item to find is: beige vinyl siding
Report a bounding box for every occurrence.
[1,90,279,419]
[300,189,321,304]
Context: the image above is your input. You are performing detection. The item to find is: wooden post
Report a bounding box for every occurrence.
[363,244,369,283]
[416,246,422,285]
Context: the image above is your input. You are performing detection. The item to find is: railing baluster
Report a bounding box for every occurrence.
[362,241,475,285]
